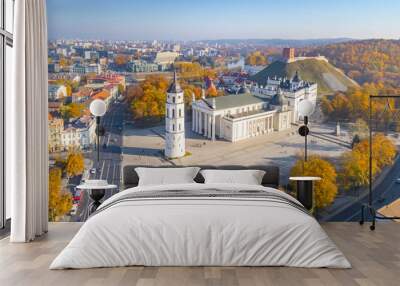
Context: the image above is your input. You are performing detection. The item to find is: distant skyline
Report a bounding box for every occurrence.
[47,0,400,41]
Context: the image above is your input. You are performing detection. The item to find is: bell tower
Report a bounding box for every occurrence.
[165,71,185,158]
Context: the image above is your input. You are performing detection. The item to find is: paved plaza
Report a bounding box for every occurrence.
[122,121,351,184]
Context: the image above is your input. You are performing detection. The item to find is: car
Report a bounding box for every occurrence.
[73,189,82,202]
[70,204,78,216]
[89,168,97,175]
[396,178,400,184]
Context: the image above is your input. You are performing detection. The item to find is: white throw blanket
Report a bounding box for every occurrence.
[50,183,351,269]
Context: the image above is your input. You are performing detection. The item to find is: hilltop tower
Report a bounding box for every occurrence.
[282,47,295,63]
[165,71,185,158]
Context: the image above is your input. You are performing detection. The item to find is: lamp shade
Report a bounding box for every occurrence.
[298,99,315,117]
[90,99,107,117]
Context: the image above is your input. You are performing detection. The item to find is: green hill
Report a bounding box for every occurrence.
[250,59,359,95]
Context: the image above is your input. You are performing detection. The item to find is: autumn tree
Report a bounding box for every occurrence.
[339,134,396,190]
[49,168,72,221]
[60,103,85,120]
[59,57,71,68]
[290,155,338,208]
[302,39,400,86]
[174,61,218,81]
[114,54,129,66]
[181,83,202,105]
[245,51,268,66]
[65,152,85,178]
[130,75,168,119]
[321,83,400,123]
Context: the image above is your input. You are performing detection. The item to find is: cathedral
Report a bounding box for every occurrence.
[191,72,317,142]
[165,71,185,158]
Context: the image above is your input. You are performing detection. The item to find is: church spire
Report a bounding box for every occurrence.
[167,69,182,93]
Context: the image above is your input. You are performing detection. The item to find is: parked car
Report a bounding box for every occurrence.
[73,189,82,202]
[70,204,78,216]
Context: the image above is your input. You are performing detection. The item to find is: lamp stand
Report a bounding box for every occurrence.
[298,115,310,173]
[96,116,101,166]
[359,95,400,230]
[304,115,308,162]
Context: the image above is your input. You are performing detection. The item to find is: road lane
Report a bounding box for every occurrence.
[76,101,129,221]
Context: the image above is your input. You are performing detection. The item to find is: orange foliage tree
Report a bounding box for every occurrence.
[114,54,129,66]
[302,39,400,86]
[65,151,85,178]
[339,134,396,190]
[48,168,72,221]
[245,51,268,66]
[290,155,338,208]
[130,75,168,119]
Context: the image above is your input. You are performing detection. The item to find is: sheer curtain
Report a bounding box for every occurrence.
[7,0,48,242]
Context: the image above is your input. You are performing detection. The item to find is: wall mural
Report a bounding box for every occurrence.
[46,3,400,223]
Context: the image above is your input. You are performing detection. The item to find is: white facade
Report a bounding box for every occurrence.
[165,73,185,158]
[252,73,318,121]
[48,84,67,100]
[192,94,292,143]
[192,72,316,143]
[61,117,96,150]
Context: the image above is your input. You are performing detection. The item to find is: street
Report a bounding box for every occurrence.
[75,100,130,220]
[324,156,400,221]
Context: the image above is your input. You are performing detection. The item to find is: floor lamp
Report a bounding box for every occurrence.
[359,95,400,230]
[298,99,315,162]
[89,99,107,169]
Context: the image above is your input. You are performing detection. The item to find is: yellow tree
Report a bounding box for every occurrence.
[48,168,72,221]
[65,152,85,178]
[245,51,268,66]
[340,134,396,190]
[290,155,338,208]
[68,103,85,118]
[354,134,396,170]
[339,149,374,190]
[131,75,168,119]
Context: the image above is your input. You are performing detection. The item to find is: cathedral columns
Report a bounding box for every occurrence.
[196,110,199,133]
[207,114,212,139]
[192,108,195,131]
[203,113,207,137]
[211,116,216,141]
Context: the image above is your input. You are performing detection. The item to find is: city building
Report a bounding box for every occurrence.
[71,64,86,74]
[251,71,317,121]
[48,62,60,73]
[91,88,116,108]
[85,63,102,74]
[48,84,67,100]
[165,72,185,158]
[61,116,96,150]
[48,101,63,112]
[48,115,64,152]
[129,60,159,73]
[84,50,99,60]
[154,51,179,69]
[192,72,316,142]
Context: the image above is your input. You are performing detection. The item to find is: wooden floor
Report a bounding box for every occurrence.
[0,222,399,286]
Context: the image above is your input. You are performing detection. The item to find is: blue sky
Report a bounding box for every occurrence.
[47,0,400,40]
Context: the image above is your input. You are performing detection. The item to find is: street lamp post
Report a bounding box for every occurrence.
[89,99,107,168]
